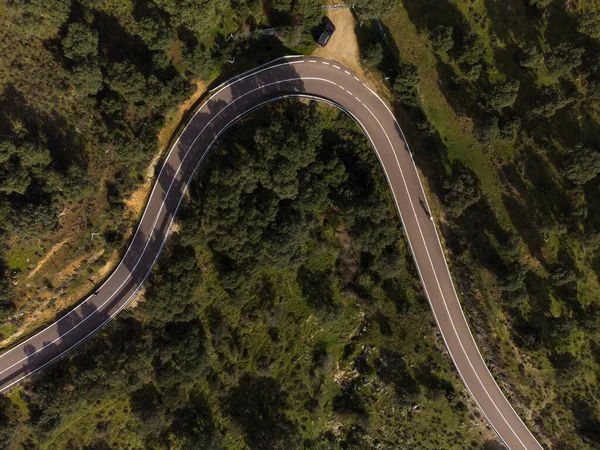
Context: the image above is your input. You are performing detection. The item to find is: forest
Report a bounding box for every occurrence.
[0,102,500,449]
[0,0,600,449]
[0,0,323,340]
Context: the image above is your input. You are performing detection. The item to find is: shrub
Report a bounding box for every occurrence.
[393,63,419,106]
[71,63,103,96]
[431,25,454,54]
[546,43,585,78]
[485,80,520,111]
[354,0,397,18]
[499,117,521,140]
[563,146,600,185]
[360,42,384,68]
[62,23,99,60]
[442,170,481,218]
[473,116,500,143]
[532,86,568,117]
[452,29,485,65]
[519,46,543,69]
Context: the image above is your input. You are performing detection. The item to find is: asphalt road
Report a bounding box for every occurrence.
[0,57,543,449]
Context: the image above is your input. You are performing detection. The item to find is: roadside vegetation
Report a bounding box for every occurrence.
[0,102,497,450]
[1,0,599,449]
[350,0,600,448]
[0,0,322,344]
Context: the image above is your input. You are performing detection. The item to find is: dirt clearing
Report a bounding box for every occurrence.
[312,7,374,87]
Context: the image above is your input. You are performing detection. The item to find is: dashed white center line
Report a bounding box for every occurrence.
[308,60,317,63]
[333,64,340,69]
[344,70,351,75]
[354,76,360,81]
[322,61,330,65]
[346,90,353,96]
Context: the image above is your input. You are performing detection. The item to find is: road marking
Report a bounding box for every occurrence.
[346,90,353,96]
[344,70,351,75]
[333,64,340,69]
[0,60,545,449]
[361,83,543,449]
[356,94,530,450]
[0,76,341,380]
[322,61,329,65]
[0,59,308,361]
[308,60,317,63]
[354,76,360,81]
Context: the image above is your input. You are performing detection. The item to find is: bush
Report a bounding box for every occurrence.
[519,46,543,69]
[473,116,500,144]
[431,25,454,54]
[485,80,521,111]
[360,42,384,68]
[527,0,553,9]
[354,0,397,18]
[442,169,481,218]
[532,85,568,117]
[452,29,485,65]
[62,23,99,60]
[499,117,521,140]
[71,63,103,96]
[485,80,520,111]
[546,43,585,79]
[183,43,217,80]
[461,63,483,81]
[393,63,419,106]
[562,146,600,185]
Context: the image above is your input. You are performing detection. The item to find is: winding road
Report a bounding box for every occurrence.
[0,57,543,449]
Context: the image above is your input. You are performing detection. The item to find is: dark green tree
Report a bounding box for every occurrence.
[431,25,454,54]
[485,80,520,111]
[62,23,99,60]
[393,63,420,107]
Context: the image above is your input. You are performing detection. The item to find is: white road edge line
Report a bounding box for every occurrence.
[0,76,326,377]
[0,60,545,450]
[358,97,528,450]
[361,84,543,450]
[0,58,308,363]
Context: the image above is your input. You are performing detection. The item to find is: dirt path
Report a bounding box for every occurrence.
[312,8,372,85]
[27,239,68,279]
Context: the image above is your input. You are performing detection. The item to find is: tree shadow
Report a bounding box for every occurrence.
[400,0,466,34]
[502,193,546,264]
[297,266,335,310]
[93,10,154,76]
[226,374,300,450]
[570,396,600,445]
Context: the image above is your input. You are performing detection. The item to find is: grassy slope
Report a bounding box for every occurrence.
[383,1,600,447]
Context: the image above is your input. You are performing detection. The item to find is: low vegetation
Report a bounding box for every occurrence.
[0,0,322,340]
[351,0,600,448]
[0,103,496,449]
